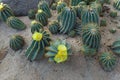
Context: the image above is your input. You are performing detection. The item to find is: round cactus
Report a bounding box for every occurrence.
[48,21,60,34]
[36,9,48,26]
[109,28,116,34]
[10,35,25,51]
[7,16,26,30]
[90,2,102,14]
[100,19,107,26]
[30,20,43,34]
[99,52,117,71]
[76,1,86,19]
[68,30,76,37]
[59,7,76,34]
[110,11,117,18]
[25,30,51,61]
[51,3,57,10]
[45,39,72,63]
[70,0,82,6]
[28,9,36,20]
[111,40,120,55]
[81,6,100,26]
[38,0,52,18]
[0,3,14,22]
[82,23,101,50]
[113,0,120,11]
[56,1,67,13]
[81,45,97,56]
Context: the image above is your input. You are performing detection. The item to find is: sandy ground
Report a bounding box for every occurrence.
[0,3,120,80]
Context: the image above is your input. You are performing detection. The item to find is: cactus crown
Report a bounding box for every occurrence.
[38,9,43,13]
[31,20,38,25]
[0,3,4,11]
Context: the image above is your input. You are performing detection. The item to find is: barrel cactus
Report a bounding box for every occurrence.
[90,2,102,14]
[28,9,36,20]
[99,52,117,71]
[59,7,76,34]
[56,1,67,13]
[82,23,101,50]
[36,9,48,26]
[51,3,57,10]
[110,10,117,18]
[25,30,51,61]
[0,3,14,22]
[48,21,60,34]
[81,45,97,56]
[111,40,120,55]
[10,35,25,51]
[100,19,107,26]
[113,0,120,10]
[45,39,72,63]
[38,0,52,18]
[70,0,82,6]
[7,16,26,30]
[30,20,43,34]
[76,1,86,19]
[81,6,100,26]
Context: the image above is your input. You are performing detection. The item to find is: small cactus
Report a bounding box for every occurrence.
[109,28,116,34]
[99,52,117,72]
[100,19,107,26]
[110,11,117,18]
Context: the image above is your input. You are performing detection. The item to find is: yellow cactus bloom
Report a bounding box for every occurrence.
[31,20,38,25]
[32,32,43,41]
[0,3,4,11]
[38,9,43,13]
[58,1,62,5]
[58,45,67,51]
[54,50,68,63]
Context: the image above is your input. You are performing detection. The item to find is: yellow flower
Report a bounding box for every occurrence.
[57,1,62,5]
[54,45,68,63]
[58,45,67,51]
[31,20,38,25]
[0,3,4,11]
[32,32,43,41]
[38,9,43,13]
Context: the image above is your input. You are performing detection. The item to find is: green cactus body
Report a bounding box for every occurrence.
[81,45,97,56]
[59,7,76,34]
[111,40,120,55]
[68,30,76,37]
[76,1,86,19]
[113,0,120,11]
[10,35,25,51]
[100,19,107,26]
[70,0,82,6]
[90,2,102,14]
[0,3,14,22]
[45,39,72,63]
[51,3,57,10]
[25,30,51,61]
[56,1,67,13]
[28,9,36,20]
[49,21,60,34]
[110,11,117,18]
[82,23,101,50]
[99,52,117,71]
[30,20,43,34]
[7,16,26,30]
[38,1,52,18]
[74,19,82,35]
[81,7,100,26]
[36,9,48,26]
[109,28,116,34]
